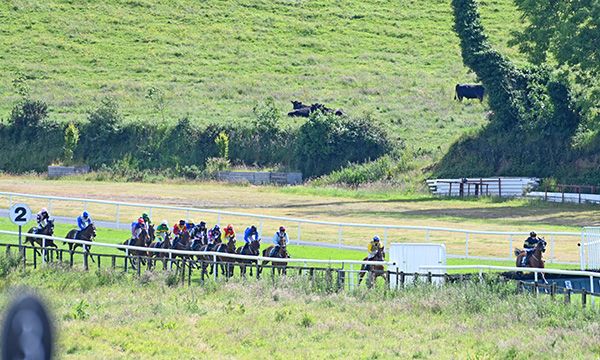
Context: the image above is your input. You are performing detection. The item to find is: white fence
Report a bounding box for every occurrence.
[0,191,582,264]
[427,177,539,197]
[527,191,600,205]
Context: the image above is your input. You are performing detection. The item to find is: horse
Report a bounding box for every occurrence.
[197,240,223,275]
[65,223,96,261]
[514,239,547,283]
[120,227,150,269]
[262,240,290,275]
[147,232,172,269]
[214,236,237,277]
[25,219,56,258]
[358,246,386,287]
[236,239,261,277]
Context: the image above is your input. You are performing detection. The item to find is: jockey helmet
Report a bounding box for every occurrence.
[226,224,234,231]
[199,221,206,228]
[41,208,48,214]
[138,217,145,224]
[530,231,536,237]
[82,211,89,219]
[373,235,380,242]
[161,220,168,226]
[251,225,257,232]
[279,226,286,232]
[142,213,149,220]
[213,224,220,230]
[179,219,186,226]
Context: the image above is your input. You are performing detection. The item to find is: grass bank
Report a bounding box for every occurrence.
[0,262,598,359]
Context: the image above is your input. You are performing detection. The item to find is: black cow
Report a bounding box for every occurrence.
[454,84,485,102]
[287,100,345,117]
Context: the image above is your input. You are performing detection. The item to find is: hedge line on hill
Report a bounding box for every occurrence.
[435,0,600,184]
[0,98,392,179]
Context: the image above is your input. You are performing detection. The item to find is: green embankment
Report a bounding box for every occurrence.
[0,0,523,156]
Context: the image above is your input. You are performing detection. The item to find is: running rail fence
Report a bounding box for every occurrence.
[0,191,582,264]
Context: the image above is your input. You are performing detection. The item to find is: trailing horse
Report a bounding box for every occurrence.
[236,239,261,277]
[214,237,237,277]
[148,232,172,269]
[262,240,290,275]
[65,223,96,261]
[514,239,547,282]
[358,246,386,287]
[25,219,56,258]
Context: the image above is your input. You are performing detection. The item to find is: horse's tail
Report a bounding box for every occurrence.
[514,248,522,257]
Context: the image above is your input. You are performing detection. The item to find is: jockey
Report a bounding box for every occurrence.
[522,231,540,266]
[269,226,289,257]
[129,217,145,245]
[190,221,208,243]
[173,219,187,236]
[35,208,50,233]
[224,224,236,241]
[242,225,259,253]
[156,220,169,240]
[208,225,222,245]
[77,211,93,231]
[141,213,152,230]
[367,236,382,260]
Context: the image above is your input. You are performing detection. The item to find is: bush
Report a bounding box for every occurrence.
[296,112,391,178]
[0,252,21,278]
[9,99,48,128]
[63,122,80,165]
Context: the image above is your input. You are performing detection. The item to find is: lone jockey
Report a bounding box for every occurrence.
[76,211,93,238]
[522,231,540,266]
[242,225,259,253]
[129,217,145,246]
[35,208,50,234]
[367,236,382,260]
[269,226,289,257]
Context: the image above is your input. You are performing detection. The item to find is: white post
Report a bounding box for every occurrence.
[42,237,46,264]
[186,209,190,221]
[8,195,12,207]
[48,199,52,214]
[425,229,430,242]
[384,228,389,250]
[83,201,88,211]
[509,235,513,259]
[149,208,153,221]
[590,276,595,306]
[116,204,120,228]
[465,233,469,257]
[550,235,555,263]
[217,214,221,227]
[259,220,263,239]
[213,254,217,280]
[349,264,354,290]
[581,231,586,270]
[534,272,539,295]
[297,223,301,245]
[338,226,343,248]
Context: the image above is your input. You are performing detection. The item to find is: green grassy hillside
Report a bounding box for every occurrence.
[0,0,524,155]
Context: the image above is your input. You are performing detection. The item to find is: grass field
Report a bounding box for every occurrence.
[0,261,598,359]
[0,0,526,158]
[0,175,596,265]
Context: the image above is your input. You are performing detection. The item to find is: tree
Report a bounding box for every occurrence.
[63,122,80,165]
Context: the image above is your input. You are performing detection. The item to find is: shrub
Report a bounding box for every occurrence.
[215,131,229,160]
[0,252,21,277]
[9,99,48,128]
[296,112,391,178]
[63,122,80,165]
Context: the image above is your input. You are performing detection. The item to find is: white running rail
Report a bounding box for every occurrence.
[0,191,581,263]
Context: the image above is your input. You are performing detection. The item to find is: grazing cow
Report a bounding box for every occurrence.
[287,100,345,117]
[454,84,485,102]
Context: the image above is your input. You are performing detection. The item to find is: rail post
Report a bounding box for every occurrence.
[338,226,343,248]
[48,199,52,214]
[550,235,555,263]
[425,229,430,242]
[213,254,217,281]
[509,235,513,259]
[384,228,389,251]
[116,204,120,228]
[564,289,571,304]
[42,237,46,265]
[297,222,301,245]
[582,289,587,308]
[259,219,263,239]
[217,214,221,227]
[465,233,470,257]
[590,276,595,306]
[83,252,89,271]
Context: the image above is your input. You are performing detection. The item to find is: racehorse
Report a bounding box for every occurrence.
[214,236,237,277]
[65,223,96,261]
[515,239,547,283]
[120,227,150,269]
[358,246,386,286]
[236,239,261,277]
[25,219,56,258]
[262,240,290,275]
[148,232,172,269]
[197,240,222,275]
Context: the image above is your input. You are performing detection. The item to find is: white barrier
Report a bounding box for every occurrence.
[0,191,581,263]
[0,230,395,267]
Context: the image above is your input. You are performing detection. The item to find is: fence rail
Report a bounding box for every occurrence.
[0,191,582,263]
